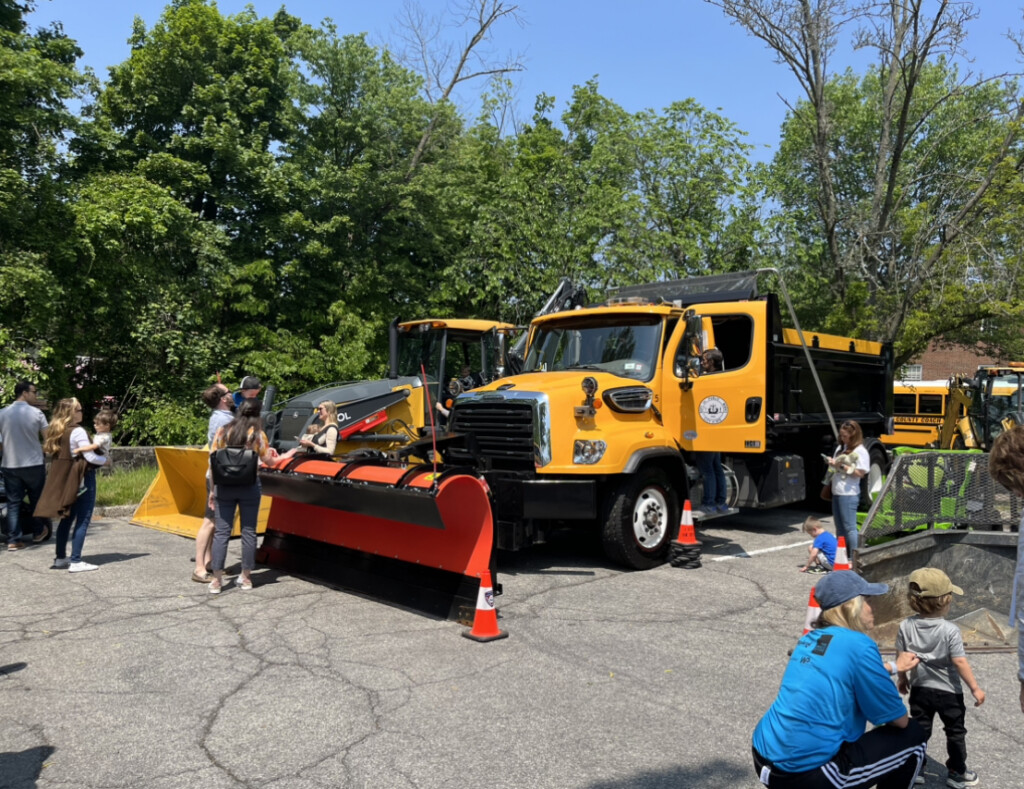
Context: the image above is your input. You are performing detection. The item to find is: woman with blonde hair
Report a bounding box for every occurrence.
[752,572,927,787]
[35,398,107,571]
[280,400,339,460]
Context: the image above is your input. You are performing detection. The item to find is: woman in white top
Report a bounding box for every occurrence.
[828,420,869,554]
[41,398,107,572]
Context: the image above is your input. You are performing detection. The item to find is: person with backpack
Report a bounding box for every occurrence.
[207,398,274,594]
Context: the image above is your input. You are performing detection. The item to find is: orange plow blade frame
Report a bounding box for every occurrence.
[256,457,496,623]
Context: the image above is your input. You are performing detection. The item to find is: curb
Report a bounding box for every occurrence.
[95,504,137,520]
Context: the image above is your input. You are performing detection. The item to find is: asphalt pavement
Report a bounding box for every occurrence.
[1,509,1021,789]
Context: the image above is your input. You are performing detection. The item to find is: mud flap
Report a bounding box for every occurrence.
[131,447,271,538]
[257,458,496,623]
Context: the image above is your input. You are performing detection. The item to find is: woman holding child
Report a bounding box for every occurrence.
[35,399,110,572]
[828,420,869,554]
[752,572,927,788]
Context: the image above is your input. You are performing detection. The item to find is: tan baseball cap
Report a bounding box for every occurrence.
[909,567,963,598]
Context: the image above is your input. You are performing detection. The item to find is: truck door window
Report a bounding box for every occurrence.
[677,314,753,373]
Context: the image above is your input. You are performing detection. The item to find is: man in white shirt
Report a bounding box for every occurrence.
[0,381,51,549]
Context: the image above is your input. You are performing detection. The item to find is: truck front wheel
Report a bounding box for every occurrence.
[602,469,679,570]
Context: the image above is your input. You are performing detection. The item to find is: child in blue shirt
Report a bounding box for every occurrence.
[800,516,837,574]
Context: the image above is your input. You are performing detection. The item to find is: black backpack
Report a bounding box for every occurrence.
[210,446,258,486]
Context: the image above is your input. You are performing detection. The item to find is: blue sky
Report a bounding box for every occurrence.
[27,0,1024,160]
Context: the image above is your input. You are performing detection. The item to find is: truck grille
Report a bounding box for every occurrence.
[450,401,536,470]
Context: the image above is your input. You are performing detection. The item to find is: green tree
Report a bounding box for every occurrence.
[709,0,1024,363]
[0,0,85,397]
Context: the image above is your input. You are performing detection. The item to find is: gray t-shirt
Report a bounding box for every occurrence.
[0,400,48,468]
[896,615,966,694]
[207,409,234,445]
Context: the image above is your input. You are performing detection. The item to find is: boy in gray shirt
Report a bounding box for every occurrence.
[896,568,985,789]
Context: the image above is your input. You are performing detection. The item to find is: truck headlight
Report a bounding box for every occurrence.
[573,439,607,464]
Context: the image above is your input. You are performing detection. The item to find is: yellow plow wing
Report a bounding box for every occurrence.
[132,447,270,538]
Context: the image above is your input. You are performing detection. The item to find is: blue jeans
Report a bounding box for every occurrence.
[56,468,96,562]
[695,452,727,507]
[3,465,50,542]
[211,483,262,572]
[832,494,859,553]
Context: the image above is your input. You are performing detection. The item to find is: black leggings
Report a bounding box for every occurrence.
[752,720,927,788]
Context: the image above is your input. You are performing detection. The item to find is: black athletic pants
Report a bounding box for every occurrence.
[752,719,927,788]
[908,686,968,774]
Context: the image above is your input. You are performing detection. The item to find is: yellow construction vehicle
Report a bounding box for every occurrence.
[935,364,1024,451]
[257,269,895,592]
[133,280,587,537]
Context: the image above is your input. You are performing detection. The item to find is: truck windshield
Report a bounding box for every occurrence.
[396,329,444,382]
[523,316,662,382]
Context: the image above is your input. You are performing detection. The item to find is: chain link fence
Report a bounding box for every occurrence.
[861,450,1022,543]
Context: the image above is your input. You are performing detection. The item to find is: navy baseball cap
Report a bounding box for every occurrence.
[815,572,889,610]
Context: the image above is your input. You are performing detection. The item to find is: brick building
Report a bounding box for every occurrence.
[899,340,1001,381]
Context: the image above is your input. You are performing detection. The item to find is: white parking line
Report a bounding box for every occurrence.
[710,539,812,562]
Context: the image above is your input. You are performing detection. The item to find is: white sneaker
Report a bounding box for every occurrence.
[51,558,71,570]
[68,561,98,573]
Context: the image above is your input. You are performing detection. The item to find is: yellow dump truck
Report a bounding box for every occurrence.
[433,270,894,568]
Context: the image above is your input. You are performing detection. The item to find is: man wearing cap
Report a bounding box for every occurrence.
[752,572,927,788]
[233,375,261,409]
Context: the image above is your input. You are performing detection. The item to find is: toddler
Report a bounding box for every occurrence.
[799,516,836,574]
[896,567,984,789]
[75,410,117,496]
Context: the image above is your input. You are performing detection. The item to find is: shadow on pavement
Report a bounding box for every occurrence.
[84,552,148,565]
[0,745,55,789]
[586,759,753,788]
[0,661,28,677]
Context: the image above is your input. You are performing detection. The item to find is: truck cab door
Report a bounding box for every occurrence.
[664,301,768,454]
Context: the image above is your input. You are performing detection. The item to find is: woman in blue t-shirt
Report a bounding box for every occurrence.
[752,572,928,788]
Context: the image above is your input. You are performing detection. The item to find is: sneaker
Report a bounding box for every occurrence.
[715,505,730,513]
[208,580,222,595]
[236,575,253,591]
[68,561,98,573]
[32,525,50,543]
[51,558,71,570]
[806,565,828,574]
[946,770,979,788]
[7,542,26,551]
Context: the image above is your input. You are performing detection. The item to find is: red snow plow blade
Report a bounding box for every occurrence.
[256,456,496,623]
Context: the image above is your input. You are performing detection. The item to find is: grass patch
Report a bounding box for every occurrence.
[96,466,158,508]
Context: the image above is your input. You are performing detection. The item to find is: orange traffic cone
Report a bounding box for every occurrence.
[802,587,821,635]
[462,570,508,642]
[676,500,698,545]
[834,537,851,571]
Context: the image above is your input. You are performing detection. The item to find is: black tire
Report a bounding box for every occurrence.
[601,468,679,570]
[860,444,887,511]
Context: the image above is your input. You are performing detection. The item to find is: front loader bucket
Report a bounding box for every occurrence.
[132,447,271,538]
[257,457,495,623]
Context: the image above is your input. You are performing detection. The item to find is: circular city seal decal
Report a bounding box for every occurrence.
[698,396,728,425]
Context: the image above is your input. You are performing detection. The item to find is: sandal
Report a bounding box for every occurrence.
[192,570,213,583]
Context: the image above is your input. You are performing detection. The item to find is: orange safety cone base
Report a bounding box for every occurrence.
[462,572,509,642]
[802,588,821,635]
[674,500,699,546]
[833,536,851,572]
